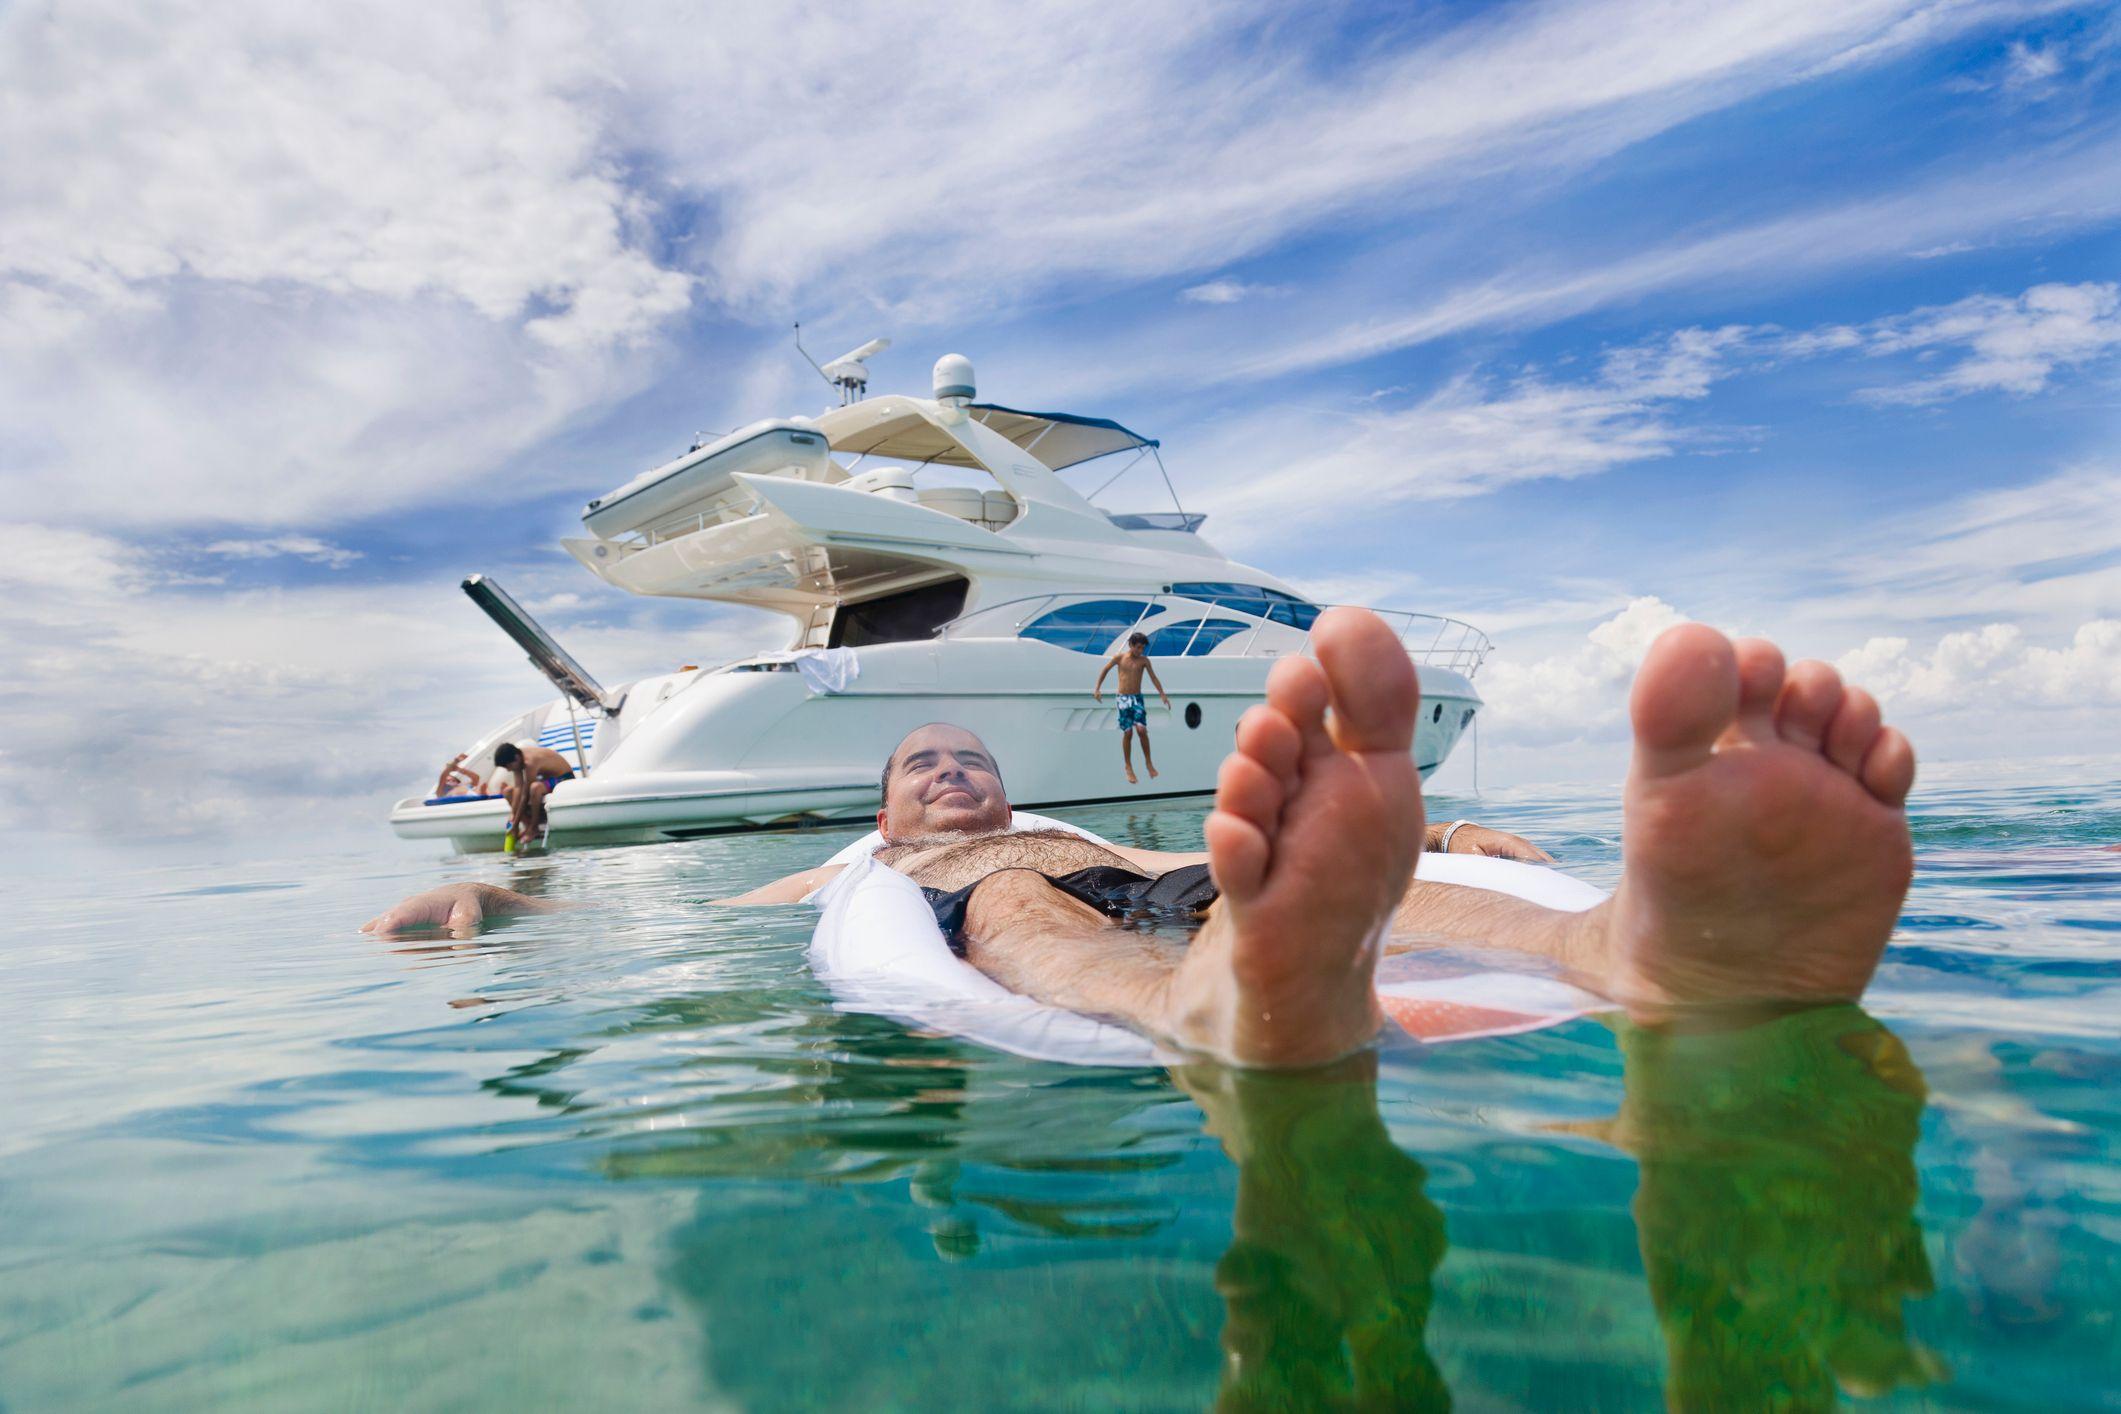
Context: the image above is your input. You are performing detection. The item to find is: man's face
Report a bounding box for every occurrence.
[878,725,1009,839]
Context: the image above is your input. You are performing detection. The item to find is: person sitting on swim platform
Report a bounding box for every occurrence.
[1094,631,1171,784]
[491,741,575,844]
[433,753,485,798]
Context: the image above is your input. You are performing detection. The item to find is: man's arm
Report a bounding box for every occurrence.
[363,883,572,936]
[1147,661,1170,706]
[711,863,846,905]
[1421,820,1554,863]
[1105,819,1550,875]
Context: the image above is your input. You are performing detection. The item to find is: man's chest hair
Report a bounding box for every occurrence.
[875,829,1136,890]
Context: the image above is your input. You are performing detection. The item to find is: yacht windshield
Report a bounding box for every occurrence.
[1166,582,1322,631]
[1143,618,1249,656]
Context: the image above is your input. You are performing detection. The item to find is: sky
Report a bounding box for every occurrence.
[2,0,2117,852]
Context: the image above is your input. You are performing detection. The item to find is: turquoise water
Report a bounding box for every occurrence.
[5,769,2120,1410]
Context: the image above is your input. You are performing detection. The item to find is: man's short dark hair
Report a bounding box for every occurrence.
[1127,631,1149,647]
[493,742,522,768]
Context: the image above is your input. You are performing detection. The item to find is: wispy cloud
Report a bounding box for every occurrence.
[1179,279,1286,305]
[1221,133,2121,383]
[1200,324,1752,540]
[1856,281,2121,403]
[203,536,362,569]
[1193,281,2119,542]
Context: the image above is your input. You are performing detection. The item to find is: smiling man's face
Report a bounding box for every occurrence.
[878,724,1010,840]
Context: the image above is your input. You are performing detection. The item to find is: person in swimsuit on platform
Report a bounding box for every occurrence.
[1094,631,1171,784]
[367,608,1919,1070]
[491,741,576,844]
[433,753,486,798]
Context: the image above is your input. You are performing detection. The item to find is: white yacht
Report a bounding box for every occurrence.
[390,349,1492,851]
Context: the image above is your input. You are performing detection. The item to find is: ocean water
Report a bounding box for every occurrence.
[4,767,2119,1411]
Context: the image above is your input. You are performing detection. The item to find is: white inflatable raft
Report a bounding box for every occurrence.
[583,419,833,540]
[808,814,1611,1066]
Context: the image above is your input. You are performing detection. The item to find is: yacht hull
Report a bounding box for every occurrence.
[388,642,1481,852]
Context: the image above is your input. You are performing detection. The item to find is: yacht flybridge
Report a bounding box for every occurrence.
[389,350,1492,851]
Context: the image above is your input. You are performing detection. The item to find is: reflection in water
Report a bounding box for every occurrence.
[446,947,1941,1411]
[1584,1005,1944,1408]
[1180,1056,1449,1411]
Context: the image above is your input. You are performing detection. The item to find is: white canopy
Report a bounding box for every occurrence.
[815,397,1155,472]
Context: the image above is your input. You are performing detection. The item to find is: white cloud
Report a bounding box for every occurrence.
[203,536,362,569]
[0,2,689,347]
[0,0,694,531]
[1857,281,2121,403]
[2004,38,2066,88]
[614,0,2055,317]
[1196,325,1752,540]
[1477,596,1690,744]
[1180,280,1286,305]
[1837,619,2121,708]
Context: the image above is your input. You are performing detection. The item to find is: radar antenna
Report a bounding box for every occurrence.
[793,325,890,406]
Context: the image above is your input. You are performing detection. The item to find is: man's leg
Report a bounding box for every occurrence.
[1121,726,1137,783]
[963,608,1423,1067]
[1138,725,1158,778]
[1384,626,1916,1012]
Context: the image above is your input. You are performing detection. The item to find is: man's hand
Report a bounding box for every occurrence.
[361,882,561,937]
[1159,694,1172,709]
[1093,691,1103,703]
[1434,823,1555,864]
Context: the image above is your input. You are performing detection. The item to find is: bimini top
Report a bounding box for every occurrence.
[815,397,1156,472]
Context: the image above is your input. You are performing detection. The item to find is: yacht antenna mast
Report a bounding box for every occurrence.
[793,325,891,406]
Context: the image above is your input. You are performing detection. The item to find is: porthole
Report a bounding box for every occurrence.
[1431,703,1443,723]
[1461,709,1474,728]
[1184,702,1203,730]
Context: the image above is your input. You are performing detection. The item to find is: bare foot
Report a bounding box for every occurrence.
[1125,766,1139,784]
[1597,626,1916,1010]
[1147,764,1160,779]
[1160,608,1424,1066]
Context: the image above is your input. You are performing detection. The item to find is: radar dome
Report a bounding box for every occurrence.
[932,354,975,402]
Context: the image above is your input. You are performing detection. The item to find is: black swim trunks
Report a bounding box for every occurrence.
[921,863,1221,956]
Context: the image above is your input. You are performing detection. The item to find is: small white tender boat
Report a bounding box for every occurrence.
[391,349,1493,852]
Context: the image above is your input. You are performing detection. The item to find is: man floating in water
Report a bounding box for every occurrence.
[1094,630,1171,783]
[367,609,1916,1069]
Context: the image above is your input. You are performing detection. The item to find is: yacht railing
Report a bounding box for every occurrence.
[934,593,1494,676]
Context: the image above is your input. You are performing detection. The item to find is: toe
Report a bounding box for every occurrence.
[1732,637,1786,741]
[1312,607,1418,754]
[1204,809,1270,902]
[1234,704,1303,793]
[1774,659,1845,752]
[1264,654,1332,759]
[1215,750,1286,832]
[1629,624,1740,777]
[1860,726,1917,807]
[1824,685,1882,776]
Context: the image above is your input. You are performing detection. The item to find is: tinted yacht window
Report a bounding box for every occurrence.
[829,578,969,647]
[1144,618,1249,656]
[1021,599,1154,654]
[1167,582,1322,631]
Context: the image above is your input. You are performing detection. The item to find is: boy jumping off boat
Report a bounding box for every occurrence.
[1094,631,1172,783]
